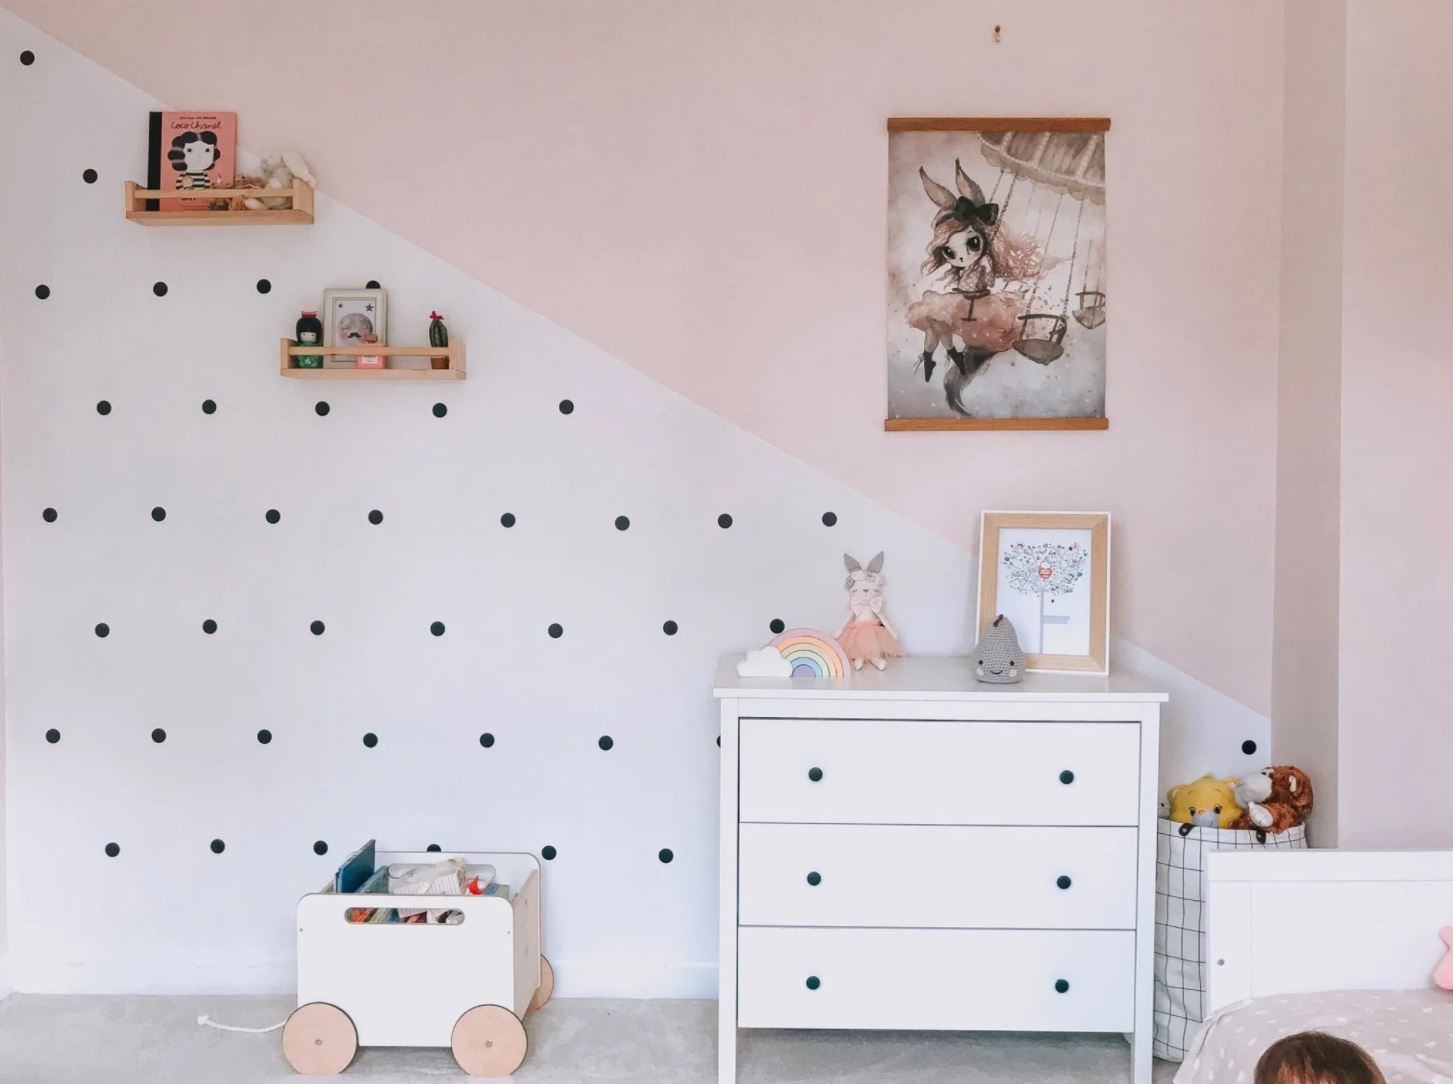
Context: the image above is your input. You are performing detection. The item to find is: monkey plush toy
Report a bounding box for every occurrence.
[1230,765,1313,833]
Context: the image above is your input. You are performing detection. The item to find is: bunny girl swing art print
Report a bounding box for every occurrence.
[884,118,1110,431]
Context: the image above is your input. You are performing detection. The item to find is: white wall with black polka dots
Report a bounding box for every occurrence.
[0,10,1267,996]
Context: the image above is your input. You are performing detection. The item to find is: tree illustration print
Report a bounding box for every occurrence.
[1002,541,1089,652]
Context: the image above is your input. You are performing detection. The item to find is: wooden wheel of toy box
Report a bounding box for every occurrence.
[451,1004,528,1076]
[282,1002,358,1076]
[530,955,554,1012]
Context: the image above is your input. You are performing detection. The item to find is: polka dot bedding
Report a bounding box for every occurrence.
[1173,988,1453,1083]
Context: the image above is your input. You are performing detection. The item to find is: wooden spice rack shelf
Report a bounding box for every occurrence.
[279,339,466,380]
[124,179,314,225]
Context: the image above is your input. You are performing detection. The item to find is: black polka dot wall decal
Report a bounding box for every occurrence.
[256,729,272,745]
[547,623,563,639]
[368,509,383,525]
[105,842,120,858]
[151,728,166,744]
[478,732,495,748]
[542,845,557,861]
[34,284,49,300]
[202,398,217,414]
[265,509,281,524]
[310,620,325,635]
[615,515,630,531]
[202,619,217,635]
[658,848,674,863]
[365,280,381,290]
[663,620,678,636]
[718,514,733,529]
[313,841,328,856]
[598,735,614,751]
[210,839,226,854]
[151,506,166,522]
[432,402,447,418]
[821,511,838,527]
[152,282,168,297]
[314,401,330,417]
[94,622,109,638]
[42,507,57,523]
[45,728,60,744]
[426,844,442,853]
[1242,739,1258,755]
[362,732,378,748]
[20,49,36,65]
[430,621,446,637]
[558,399,574,415]
[82,168,98,184]
[500,512,516,528]
[255,278,271,294]
[769,618,785,634]
[716,735,721,748]
[96,400,111,416]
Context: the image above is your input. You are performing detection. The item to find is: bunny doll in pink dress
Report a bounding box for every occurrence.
[838,553,904,671]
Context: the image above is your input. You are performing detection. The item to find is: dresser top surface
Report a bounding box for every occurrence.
[714,654,1168,703]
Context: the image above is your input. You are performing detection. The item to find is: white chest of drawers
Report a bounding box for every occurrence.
[714,656,1166,1084]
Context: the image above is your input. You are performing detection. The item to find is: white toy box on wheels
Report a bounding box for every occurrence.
[283,849,552,1077]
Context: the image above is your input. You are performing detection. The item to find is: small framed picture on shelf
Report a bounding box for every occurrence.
[323,287,388,367]
[977,510,1110,674]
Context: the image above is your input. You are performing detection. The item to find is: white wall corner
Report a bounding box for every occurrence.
[1113,636,1271,802]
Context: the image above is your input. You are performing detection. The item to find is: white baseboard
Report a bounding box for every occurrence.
[547,958,717,999]
[6,954,717,999]
[8,957,295,996]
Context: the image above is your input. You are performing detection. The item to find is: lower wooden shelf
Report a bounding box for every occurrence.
[126,180,314,225]
[279,339,466,380]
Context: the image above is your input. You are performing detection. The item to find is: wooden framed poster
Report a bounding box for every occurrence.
[886,118,1109,431]
[976,510,1110,673]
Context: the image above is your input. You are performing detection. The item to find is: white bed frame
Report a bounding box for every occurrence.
[1207,849,1453,1013]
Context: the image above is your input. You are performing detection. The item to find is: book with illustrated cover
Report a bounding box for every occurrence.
[146,111,237,211]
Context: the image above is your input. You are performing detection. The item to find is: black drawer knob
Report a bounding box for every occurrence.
[806,871,822,886]
[1056,875,1072,890]
[807,767,824,783]
[1059,769,1075,785]
[805,975,821,990]
[1055,978,1070,994]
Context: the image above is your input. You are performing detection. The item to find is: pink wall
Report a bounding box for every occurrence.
[3,0,1286,713]
[1271,0,1343,845]
[1337,0,1453,848]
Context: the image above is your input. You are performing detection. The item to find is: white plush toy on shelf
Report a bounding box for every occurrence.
[235,148,317,210]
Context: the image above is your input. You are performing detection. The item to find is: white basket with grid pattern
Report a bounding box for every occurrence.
[1153,818,1307,1060]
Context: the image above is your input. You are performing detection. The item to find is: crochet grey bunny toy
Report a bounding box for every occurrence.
[970,614,1025,683]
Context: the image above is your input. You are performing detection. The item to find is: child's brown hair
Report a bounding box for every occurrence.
[1255,1032,1385,1084]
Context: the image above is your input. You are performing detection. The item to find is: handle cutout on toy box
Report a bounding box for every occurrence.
[343,906,467,926]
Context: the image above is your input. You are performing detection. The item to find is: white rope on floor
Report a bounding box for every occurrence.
[196,1013,286,1034]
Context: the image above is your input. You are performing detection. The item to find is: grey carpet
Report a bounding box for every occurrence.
[0,994,1180,1083]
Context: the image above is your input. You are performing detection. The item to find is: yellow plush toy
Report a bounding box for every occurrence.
[1166,774,1243,828]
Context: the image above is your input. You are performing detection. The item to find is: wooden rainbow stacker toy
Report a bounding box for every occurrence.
[283,849,552,1077]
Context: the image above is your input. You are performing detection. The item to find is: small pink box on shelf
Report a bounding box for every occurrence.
[356,333,385,370]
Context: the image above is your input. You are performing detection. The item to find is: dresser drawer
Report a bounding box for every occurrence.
[738,823,1137,929]
[737,926,1134,1031]
[739,719,1140,826]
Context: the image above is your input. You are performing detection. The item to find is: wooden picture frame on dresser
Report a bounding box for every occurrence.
[714,656,1166,1084]
[978,510,1111,674]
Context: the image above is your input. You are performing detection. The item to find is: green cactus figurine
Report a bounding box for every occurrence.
[428,311,449,369]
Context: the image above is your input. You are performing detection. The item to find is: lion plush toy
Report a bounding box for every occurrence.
[1166,774,1243,828]
[1229,765,1313,832]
